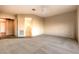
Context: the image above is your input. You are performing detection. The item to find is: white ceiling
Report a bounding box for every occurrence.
[0,5,77,17]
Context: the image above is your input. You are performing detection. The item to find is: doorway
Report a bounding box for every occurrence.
[24,18,32,37]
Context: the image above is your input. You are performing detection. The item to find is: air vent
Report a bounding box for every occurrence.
[20,30,24,35]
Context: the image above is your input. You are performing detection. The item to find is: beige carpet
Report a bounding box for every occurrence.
[0,35,79,54]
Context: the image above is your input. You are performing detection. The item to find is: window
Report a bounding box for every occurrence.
[0,19,6,32]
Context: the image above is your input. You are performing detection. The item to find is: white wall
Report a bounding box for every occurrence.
[0,13,15,19]
[77,7,79,42]
[14,16,18,37]
[32,15,44,36]
[17,14,44,37]
[0,13,44,37]
[0,12,77,39]
[44,11,77,39]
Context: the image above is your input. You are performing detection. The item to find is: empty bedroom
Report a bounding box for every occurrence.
[0,5,79,54]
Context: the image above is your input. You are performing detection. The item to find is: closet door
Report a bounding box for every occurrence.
[6,20,14,36]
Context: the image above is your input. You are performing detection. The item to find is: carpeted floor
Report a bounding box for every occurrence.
[0,35,79,54]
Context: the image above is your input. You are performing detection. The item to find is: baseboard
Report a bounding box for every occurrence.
[43,34,73,39]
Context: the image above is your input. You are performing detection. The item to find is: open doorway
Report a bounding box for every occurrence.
[24,18,32,37]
